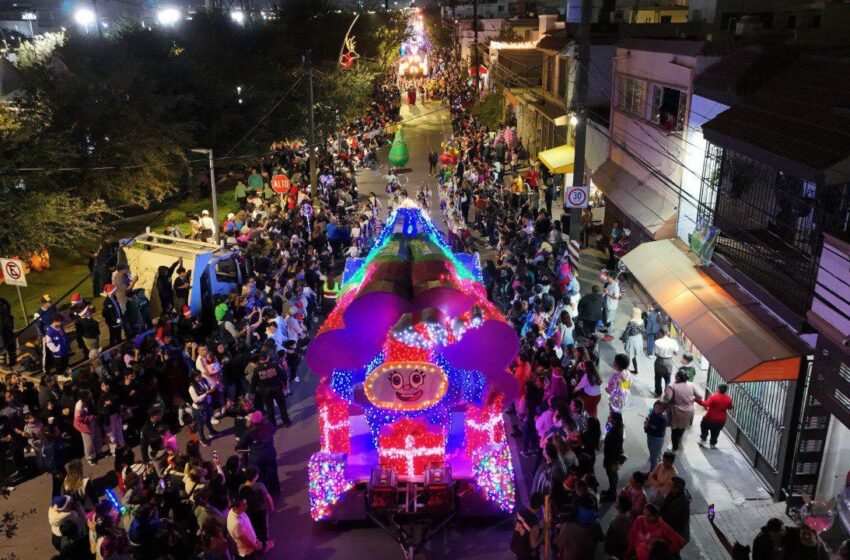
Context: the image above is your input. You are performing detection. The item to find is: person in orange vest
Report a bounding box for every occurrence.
[321,275,340,314]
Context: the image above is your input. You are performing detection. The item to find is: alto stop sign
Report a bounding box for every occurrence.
[271,174,291,194]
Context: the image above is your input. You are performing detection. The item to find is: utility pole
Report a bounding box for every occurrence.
[305,51,317,193]
[568,0,591,245]
[93,0,104,39]
[473,0,479,92]
[191,149,220,244]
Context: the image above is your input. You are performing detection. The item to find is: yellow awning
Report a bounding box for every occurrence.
[538,145,575,174]
[622,239,801,383]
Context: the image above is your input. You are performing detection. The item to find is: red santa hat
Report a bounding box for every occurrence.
[103,284,117,295]
[70,292,83,305]
[182,305,191,316]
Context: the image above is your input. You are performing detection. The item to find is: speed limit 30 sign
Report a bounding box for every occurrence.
[565,185,589,209]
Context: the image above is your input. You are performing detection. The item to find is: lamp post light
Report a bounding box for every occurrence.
[74,8,95,33]
[230,10,245,24]
[156,7,181,26]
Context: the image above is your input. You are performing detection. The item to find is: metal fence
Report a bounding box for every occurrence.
[696,143,850,315]
[707,368,789,471]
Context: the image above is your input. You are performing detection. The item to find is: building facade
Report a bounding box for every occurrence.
[593,39,723,242]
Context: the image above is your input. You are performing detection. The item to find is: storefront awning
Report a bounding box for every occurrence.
[592,159,678,239]
[538,145,575,174]
[622,239,801,383]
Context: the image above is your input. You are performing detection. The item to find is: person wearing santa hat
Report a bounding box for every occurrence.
[101,284,124,346]
[72,300,100,356]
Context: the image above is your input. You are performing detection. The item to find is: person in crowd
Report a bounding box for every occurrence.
[752,517,786,560]
[660,476,691,543]
[577,285,605,338]
[697,383,734,449]
[620,307,645,374]
[619,471,648,518]
[663,370,701,451]
[644,400,668,470]
[653,327,678,397]
[627,503,686,560]
[600,269,621,338]
[511,492,545,560]
[101,284,125,347]
[72,390,101,465]
[647,451,678,504]
[228,495,273,558]
[239,465,274,550]
[43,316,71,375]
[605,494,635,558]
[643,303,661,357]
[574,360,602,418]
[601,411,625,501]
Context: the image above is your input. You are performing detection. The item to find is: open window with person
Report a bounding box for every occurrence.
[651,85,687,132]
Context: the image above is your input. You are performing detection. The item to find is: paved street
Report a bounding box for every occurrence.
[1,100,789,560]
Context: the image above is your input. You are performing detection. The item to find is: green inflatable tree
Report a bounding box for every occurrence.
[387,126,410,168]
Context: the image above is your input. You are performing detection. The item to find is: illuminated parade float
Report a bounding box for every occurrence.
[305,202,519,525]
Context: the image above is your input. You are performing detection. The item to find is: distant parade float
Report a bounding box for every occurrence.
[305,202,520,522]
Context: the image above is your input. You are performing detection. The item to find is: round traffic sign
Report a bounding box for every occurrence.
[271,174,291,194]
[4,261,21,280]
[566,186,588,207]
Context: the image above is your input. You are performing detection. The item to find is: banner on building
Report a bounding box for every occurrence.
[689,219,719,265]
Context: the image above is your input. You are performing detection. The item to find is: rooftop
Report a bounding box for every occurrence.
[694,45,797,105]
[615,37,733,57]
[701,52,850,174]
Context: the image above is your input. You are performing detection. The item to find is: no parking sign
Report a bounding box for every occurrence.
[565,186,589,209]
[0,258,27,287]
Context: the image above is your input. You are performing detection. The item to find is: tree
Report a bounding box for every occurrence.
[15,31,66,70]
[374,11,411,69]
[0,102,110,255]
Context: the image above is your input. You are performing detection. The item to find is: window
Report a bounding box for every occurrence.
[557,58,568,98]
[545,56,556,94]
[786,14,797,29]
[618,76,646,117]
[650,84,686,132]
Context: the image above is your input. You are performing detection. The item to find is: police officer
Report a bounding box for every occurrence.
[251,350,291,428]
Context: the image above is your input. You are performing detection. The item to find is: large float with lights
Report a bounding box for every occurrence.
[305,201,519,522]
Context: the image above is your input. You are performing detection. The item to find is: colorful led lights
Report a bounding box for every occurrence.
[308,452,353,521]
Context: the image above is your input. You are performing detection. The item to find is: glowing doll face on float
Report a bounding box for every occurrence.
[364,362,448,411]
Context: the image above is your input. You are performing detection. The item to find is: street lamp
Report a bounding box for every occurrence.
[157,7,181,26]
[191,148,220,244]
[230,10,245,24]
[75,8,95,32]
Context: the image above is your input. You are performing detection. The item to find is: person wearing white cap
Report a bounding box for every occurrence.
[199,209,216,234]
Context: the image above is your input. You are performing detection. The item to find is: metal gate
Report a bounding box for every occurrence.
[706,368,790,476]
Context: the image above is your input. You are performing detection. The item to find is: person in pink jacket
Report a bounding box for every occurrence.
[628,503,686,560]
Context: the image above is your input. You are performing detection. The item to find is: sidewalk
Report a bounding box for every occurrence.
[575,245,791,559]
